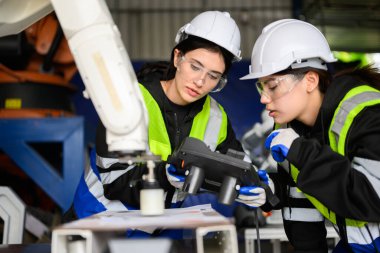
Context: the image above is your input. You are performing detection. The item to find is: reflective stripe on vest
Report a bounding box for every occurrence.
[190,96,228,151]
[289,85,380,227]
[329,85,380,154]
[139,84,227,160]
[283,207,324,222]
[283,186,325,222]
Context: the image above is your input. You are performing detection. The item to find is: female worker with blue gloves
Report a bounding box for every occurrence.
[241,19,380,252]
[63,11,268,228]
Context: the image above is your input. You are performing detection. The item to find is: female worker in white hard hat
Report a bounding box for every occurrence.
[241,19,380,252]
[64,11,269,236]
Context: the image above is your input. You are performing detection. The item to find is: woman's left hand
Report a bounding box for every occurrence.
[265,128,300,162]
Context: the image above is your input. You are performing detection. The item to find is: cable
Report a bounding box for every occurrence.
[255,208,261,253]
[365,224,380,253]
[42,24,64,73]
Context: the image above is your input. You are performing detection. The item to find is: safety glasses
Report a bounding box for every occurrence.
[255,74,304,101]
[180,56,227,92]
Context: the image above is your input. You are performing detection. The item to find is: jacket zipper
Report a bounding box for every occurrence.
[174,112,180,148]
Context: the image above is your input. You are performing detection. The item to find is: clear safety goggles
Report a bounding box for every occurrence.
[180,56,227,92]
[255,74,304,101]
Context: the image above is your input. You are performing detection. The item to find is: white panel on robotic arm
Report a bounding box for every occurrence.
[50,0,149,153]
[0,0,53,36]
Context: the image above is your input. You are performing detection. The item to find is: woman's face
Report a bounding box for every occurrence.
[258,72,319,126]
[164,48,226,105]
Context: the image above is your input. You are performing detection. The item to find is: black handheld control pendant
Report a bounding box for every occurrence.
[167,137,279,207]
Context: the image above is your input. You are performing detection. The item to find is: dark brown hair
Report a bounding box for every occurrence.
[334,64,380,90]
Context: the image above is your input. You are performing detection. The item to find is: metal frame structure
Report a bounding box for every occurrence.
[0,117,84,211]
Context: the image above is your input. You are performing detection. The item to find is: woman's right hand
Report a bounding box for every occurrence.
[165,164,185,189]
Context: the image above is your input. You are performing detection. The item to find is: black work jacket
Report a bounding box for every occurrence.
[266,74,380,253]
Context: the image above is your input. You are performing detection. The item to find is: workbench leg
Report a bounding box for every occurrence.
[271,239,281,253]
[245,238,254,253]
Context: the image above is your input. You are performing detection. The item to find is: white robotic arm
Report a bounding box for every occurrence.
[51,0,149,154]
[0,0,164,215]
[0,0,149,154]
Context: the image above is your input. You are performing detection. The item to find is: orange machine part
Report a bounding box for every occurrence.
[24,13,77,82]
[0,64,76,90]
[0,109,74,118]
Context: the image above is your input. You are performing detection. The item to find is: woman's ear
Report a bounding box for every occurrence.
[305,71,319,92]
[173,49,181,68]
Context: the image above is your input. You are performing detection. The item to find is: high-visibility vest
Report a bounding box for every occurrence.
[74,85,230,217]
[139,84,228,160]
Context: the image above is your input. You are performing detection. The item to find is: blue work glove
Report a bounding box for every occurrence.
[165,164,185,189]
[265,128,299,162]
[236,170,269,208]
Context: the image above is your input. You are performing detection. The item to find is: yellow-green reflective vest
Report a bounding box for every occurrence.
[287,85,380,227]
[139,84,228,161]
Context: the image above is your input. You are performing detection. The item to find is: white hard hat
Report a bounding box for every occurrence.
[240,19,337,80]
[175,11,241,62]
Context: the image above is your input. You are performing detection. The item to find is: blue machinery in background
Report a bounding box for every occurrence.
[0,117,84,212]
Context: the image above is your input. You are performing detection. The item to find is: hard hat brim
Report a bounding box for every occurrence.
[240,72,260,80]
